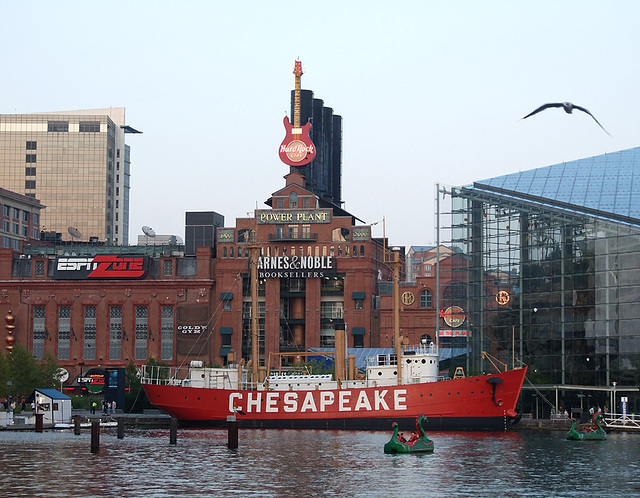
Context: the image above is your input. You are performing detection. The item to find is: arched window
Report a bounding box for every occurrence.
[420,289,433,308]
[229,246,234,257]
[360,245,365,257]
[289,192,298,208]
[223,247,227,258]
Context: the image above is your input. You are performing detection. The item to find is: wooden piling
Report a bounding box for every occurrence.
[227,415,238,449]
[35,413,43,433]
[73,415,82,435]
[90,421,100,454]
[117,417,125,439]
[169,417,177,445]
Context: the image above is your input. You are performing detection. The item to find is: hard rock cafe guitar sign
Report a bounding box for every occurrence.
[279,60,316,166]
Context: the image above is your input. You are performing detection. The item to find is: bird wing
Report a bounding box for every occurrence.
[572,105,611,136]
[521,103,563,120]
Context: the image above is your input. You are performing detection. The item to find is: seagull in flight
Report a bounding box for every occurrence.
[522,102,611,136]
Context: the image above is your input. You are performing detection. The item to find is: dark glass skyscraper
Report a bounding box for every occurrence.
[290,89,342,208]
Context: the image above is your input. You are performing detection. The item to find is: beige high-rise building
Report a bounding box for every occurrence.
[0,108,141,245]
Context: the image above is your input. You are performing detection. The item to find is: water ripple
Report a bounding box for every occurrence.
[0,429,638,497]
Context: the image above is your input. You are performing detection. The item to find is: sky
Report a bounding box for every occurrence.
[2,1,639,248]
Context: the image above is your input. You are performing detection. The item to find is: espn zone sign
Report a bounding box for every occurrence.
[53,255,149,280]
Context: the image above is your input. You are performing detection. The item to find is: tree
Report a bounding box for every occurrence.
[2,345,60,398]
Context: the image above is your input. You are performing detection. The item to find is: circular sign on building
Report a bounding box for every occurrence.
[443,306,466,328]
[496,290,510,305]
[54,368,69,383]
[80,368,107,394]
[401,291,415,306]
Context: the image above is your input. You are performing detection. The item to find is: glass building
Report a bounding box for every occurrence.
[441,147,640,415]
[0,108,141,245]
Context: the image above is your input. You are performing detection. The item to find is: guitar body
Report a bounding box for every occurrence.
[279,116,316,166]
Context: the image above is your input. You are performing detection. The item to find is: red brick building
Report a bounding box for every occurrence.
[1,172,434,385]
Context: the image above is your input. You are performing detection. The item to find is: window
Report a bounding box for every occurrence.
[25,180,36,189]
[320,324,335,347]
[83,306,96,360]
[288,225,298,239]
[33,306,46,360]
[33,213,38,224]
[276,197,283,209]
[303,197,310,208]
[26,141,37,150]
[355,299,364,310]
[109,306,122,360]
[13,223,19,234]
[420,289,433,308]
[57,307,71,361]
[25,167,36,176]
[289,192,298,208]
[161,306,174,361]
[3,221,9,232]
[25,154,36,163]
[332,228,349,242]
[3,205,9,217]
[12,208,19,219]
[79,121,100,132]
[47,121,69,132]
[163,259,173,276]
[35,260,45,276]
[135,306,148,360]
[21,225,28,237]
[354,334,364,348]
[320,301,344,319]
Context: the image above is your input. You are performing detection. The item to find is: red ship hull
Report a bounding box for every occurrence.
[143,367,527,431]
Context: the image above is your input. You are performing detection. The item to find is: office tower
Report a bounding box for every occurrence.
[0,108,141,245]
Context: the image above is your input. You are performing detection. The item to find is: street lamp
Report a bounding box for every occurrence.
[612,382,617,415]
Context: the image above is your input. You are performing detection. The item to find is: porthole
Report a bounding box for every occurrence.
[422,359,426,364]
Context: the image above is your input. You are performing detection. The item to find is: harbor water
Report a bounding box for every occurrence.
[1,427,638,497]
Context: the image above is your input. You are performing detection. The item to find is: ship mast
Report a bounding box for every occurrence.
[388,248,402,385]
[248,230,260,387]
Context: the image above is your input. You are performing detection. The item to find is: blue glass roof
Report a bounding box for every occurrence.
[473,147,640,224]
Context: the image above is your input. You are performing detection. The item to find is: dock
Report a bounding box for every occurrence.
[513,412,640,432]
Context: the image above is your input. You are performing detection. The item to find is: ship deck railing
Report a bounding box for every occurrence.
[603,412,640,431]
[367,344,438,367]
[140,364,188,386]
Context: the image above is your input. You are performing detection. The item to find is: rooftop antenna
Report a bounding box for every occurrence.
[142,225,156,245]
[68,226,82,240]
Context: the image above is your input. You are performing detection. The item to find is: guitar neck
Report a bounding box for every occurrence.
[294,75,301,129]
